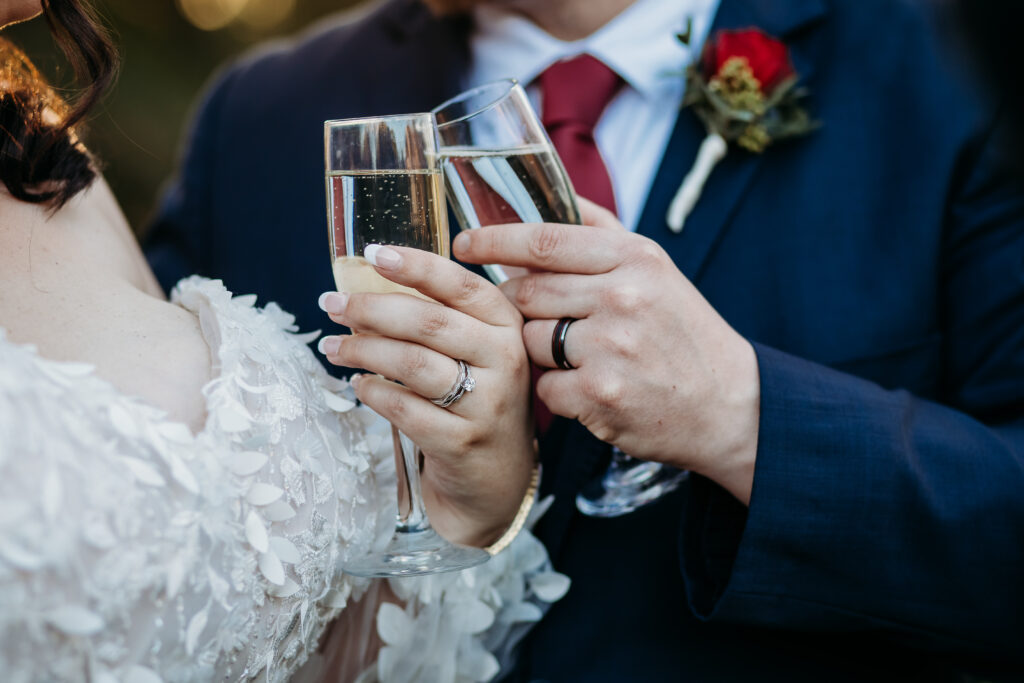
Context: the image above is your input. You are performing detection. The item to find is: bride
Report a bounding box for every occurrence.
[0,1,560,681]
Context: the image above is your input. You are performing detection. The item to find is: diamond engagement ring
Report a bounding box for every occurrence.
[431,359,475,408]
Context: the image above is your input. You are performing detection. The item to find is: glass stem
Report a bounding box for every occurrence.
[611,447,633,466]
[392,425,431,533]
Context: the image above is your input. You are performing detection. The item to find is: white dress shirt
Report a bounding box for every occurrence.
[468,0,722,232]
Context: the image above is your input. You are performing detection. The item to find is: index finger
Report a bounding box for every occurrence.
[452,222,623,275]
[360,244,520,328]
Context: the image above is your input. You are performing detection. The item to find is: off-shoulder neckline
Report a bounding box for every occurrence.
[0,277,254,440]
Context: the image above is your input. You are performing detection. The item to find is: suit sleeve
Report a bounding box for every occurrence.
[678,113,1024,662]
[143,68,238,293]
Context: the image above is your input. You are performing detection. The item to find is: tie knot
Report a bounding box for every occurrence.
[539,54,624,132]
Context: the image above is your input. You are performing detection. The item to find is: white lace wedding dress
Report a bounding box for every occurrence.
[0,277,567,683]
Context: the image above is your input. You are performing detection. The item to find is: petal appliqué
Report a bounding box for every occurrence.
[245,511,269,553]
[376,603,413,646]
[246,483,284,506]
[528,571,571,603]
[230,451,269,477]
[269,536,301,564]
[45,606,104,636]
[258,550,286,586]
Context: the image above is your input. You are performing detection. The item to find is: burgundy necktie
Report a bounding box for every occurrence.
[539,54,624,214]
[532,55,624,432]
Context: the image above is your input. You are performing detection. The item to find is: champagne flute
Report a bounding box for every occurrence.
[433,80,689,518]
[325,113,490,576]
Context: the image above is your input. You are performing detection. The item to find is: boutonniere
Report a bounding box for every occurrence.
[667,28,817,233]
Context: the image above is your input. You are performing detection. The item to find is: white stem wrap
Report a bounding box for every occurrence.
[666,132,728,234]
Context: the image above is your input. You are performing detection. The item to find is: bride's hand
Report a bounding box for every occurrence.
[317,245,534,547]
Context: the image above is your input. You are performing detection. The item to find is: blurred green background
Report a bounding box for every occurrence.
[5,0,366,233]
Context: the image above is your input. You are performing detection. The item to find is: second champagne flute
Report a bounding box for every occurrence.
[325,113,490,576]
[434,80,689,518]
[434,79,580,284]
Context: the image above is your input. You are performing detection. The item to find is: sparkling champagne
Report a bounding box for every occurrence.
[327,169,449,295]
[332,256,425,298]
[440,144,581,230]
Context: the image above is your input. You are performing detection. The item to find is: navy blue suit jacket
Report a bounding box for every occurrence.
[145,0,1024,679]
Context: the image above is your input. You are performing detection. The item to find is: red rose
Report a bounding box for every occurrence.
[701,29,795,95]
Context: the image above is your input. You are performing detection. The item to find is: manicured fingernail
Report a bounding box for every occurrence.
[349,373,362,389]
[453,231,471,253]
[318,292,348,315]
[318,335,341,356]
[364,244,401,269]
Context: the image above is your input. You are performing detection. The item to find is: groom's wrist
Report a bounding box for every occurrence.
[698,339,760,506]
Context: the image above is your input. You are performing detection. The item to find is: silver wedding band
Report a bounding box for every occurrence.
[431,359,476,408]
[552,317,577,370]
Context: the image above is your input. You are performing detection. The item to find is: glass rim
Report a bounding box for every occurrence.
[324,112,434,129]
[432,78,520,129]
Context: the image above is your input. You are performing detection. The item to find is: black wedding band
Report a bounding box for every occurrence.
[552,317,577,370]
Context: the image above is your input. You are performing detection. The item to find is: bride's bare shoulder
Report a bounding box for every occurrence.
[0,181,212,432]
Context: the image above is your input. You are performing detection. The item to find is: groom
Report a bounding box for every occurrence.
[146,0,1024,679]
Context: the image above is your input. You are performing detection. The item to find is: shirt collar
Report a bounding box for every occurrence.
[469,0,721,100]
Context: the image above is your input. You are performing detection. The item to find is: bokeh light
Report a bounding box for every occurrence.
[176,0,247,31]
[176,0,296,32]
[239,0,299,31]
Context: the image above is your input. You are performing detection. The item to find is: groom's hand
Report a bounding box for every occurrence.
[453,198,761,504]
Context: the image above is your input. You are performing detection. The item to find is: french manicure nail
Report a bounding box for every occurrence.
[349,373,362,389]
[364,244,401,269]
[318,292,348,315]
[317,335,341,356]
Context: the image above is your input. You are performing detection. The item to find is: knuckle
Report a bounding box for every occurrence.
[513,275,539,309]
[344,293,368,322]
[586,372,625,409]
[417,306,450,337]
[452,268,484,306]
[385,391,407,419]
[589,422,620,445]
[399,346,430,378]
[475,228,499,254]
[335,337,361,367]
[632,237,665,265]
[601,284,646,313]
[528,225,566,264]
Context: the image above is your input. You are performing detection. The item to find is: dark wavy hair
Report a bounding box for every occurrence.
[0,0,118,209]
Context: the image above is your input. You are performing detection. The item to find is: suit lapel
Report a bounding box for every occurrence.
[637,0,828,283]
